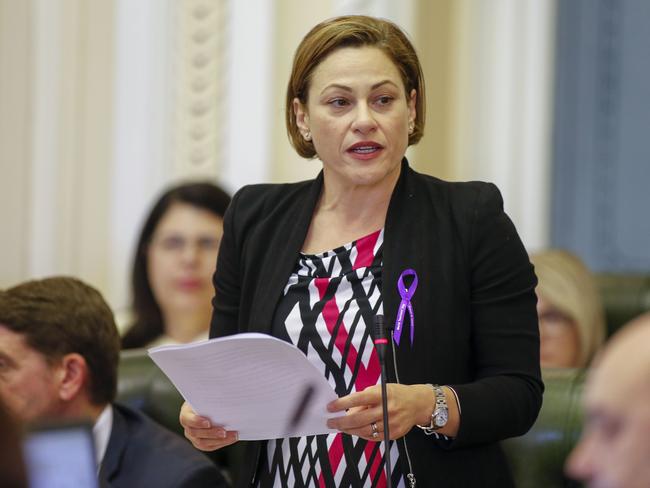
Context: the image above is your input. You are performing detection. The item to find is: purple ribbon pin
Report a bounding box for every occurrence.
[394,269,418,346]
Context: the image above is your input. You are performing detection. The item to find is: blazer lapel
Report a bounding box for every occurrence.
[249,173,323,333]
[98,406,128,484]
[383,159,435,381]
[384,160,417,323]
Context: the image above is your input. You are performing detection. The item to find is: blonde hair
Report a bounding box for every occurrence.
[531,249,606,367]
[286,15,426,158]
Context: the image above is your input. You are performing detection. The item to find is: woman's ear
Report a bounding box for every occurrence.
[57,353,88,402]
[408,89,417,127]
[293,97,310,136]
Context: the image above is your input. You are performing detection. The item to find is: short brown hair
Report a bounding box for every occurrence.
[286,15,426,158]
[0,277,120,405]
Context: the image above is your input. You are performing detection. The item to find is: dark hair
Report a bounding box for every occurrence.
[0,277,120,406]
[121,181,231,349]
[286,15,426,158]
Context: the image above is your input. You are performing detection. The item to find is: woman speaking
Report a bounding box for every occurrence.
[181,15,543,487]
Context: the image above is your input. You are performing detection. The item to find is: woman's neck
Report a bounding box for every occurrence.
[160,308,211,343]
[319,165,399,216]
[302,166,399,254]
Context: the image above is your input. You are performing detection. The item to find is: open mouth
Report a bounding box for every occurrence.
[351,146,379,154]
[348,142,383,155]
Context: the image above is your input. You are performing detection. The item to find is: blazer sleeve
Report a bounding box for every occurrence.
[449,182,543,448]
[209,187,245,339]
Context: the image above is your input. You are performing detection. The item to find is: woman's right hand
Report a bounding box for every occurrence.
[180,401,239,451]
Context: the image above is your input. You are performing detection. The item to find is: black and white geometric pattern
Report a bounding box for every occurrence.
[256,229,404,487]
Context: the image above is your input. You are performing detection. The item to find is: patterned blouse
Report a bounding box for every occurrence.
[254,229,404,487]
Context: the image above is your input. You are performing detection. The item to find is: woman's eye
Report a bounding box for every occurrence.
[160,236,185,251]
[376,96,394,106]
[328,98,349,108]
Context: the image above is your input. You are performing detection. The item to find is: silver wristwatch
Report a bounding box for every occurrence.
[416,384,448,435]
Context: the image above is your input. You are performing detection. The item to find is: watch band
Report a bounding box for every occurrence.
[416,384,448,435]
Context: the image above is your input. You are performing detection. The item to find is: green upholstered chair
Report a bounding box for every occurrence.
[117,349,185,435]
[501,368,585,487]
[116,349,245,484]
[596,273,650,336]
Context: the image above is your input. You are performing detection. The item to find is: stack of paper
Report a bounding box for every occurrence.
[148,333,343,440]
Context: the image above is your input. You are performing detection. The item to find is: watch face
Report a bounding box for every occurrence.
[434,409,448,427]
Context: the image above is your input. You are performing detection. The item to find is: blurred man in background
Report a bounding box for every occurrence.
[566,312,650,488]
[0,276,227,488]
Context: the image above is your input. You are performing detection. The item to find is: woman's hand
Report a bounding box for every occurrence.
[179,401,239,451]
[326,384,459,441]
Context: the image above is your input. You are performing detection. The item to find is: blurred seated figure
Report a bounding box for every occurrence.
[565,312,650,488]
[0,397,27,488]
[0,277,228,488]
[531,249,605,368]
[121,182,231,349]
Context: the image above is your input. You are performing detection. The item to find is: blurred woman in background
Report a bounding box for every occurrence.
[121,182,231,349]
[531,249,606,368]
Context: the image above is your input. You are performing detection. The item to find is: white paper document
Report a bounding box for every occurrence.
[148,333,343,440]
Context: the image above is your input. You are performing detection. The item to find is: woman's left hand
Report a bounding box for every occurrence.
[326,383,435,441]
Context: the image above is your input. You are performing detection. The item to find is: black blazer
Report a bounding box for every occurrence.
[211,160,543,487]
[99,403,228,488]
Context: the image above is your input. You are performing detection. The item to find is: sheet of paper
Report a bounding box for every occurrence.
[148,333,343,440]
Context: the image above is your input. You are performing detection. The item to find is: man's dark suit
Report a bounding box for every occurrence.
[99,403,228,487]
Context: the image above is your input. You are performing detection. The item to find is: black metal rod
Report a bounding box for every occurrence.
[373,314,392,488]
[380,359,392,488]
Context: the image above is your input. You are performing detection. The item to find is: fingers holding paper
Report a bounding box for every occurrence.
[180,401,239,451]
[326,384,439,441]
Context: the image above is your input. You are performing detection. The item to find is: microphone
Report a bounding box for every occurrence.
[285,384,315,436]
[373,314,392,488]
[373,314,389,364]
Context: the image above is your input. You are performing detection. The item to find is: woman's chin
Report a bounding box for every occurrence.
[168,296,212,313]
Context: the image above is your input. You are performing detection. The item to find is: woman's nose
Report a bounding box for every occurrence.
[179,243,200,264]
[351,103,377,134]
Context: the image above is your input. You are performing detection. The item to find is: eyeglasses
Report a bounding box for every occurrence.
[538,310,573,325]
[538,309,576,337]
[150,235,221,253]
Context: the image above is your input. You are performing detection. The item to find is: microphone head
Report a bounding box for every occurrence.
[373,314,386,341]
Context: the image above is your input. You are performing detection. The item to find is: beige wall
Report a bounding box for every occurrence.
[0,0,554,311]
[450,0,556,249]
[0,0,33,285]
[0,0,114,291]
[410,0,456,180]
[70,0,115,291]
[271,0,350,184]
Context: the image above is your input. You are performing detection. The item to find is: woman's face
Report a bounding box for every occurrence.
[537,293,581,368]
[147,202,223,318]
[294,46,416,191]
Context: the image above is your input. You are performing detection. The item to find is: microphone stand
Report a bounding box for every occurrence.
[373,314,392,488]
